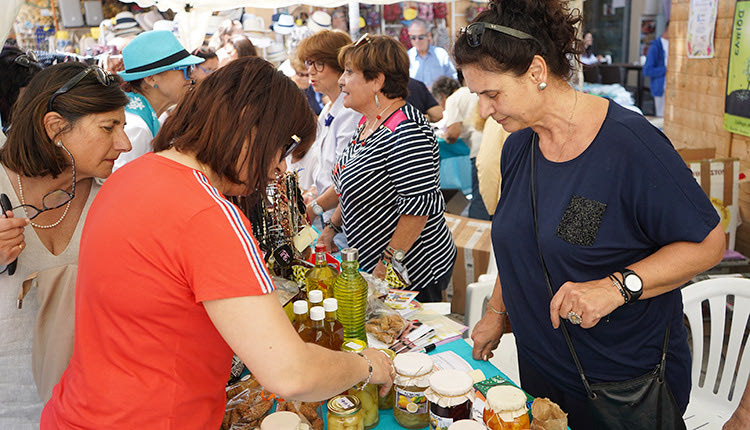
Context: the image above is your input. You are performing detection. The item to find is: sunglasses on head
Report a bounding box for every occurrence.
[47,66,117,113]
[282,135,302,161]
[461,22,545,53]
[354,33,371,47]
[14,50,38,68]
[409,35,427,41]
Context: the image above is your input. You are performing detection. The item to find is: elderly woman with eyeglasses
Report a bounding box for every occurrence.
[0,61,130,426]
[115,30,204,170]
[457,0,724,428]
[318,34,456,302]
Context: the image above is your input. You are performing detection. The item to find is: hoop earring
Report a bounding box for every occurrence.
[537,82,547,91]
[374,93,380,108]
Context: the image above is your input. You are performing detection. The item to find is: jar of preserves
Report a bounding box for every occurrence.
[425,369,475,430]
[483,385,530,430]
[260,411,302,429]
[448,420,487,430]
[393,352,434,429]
[327,394,364,430]
[377,348,397,410]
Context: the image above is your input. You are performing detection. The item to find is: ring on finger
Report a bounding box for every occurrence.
[567,311,583,325]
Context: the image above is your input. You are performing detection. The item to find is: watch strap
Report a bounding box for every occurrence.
[324,220,342,234]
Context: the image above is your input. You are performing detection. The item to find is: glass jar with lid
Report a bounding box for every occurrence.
[341,341,379,429]
[327,394,364,430]
[377,348,397,410]
[260,411,303,429]
[425,369,475,430]
[448,419,487,430]
[483,385,530,430]
[393,352,434,429]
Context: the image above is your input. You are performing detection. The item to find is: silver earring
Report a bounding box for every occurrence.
[374,93,380,108]
[56,140,62,147]
[537,82,547,91]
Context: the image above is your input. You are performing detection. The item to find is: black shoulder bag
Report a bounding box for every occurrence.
[529,134,686,430]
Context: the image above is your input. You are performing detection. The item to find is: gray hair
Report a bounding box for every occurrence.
[409,18,432,33]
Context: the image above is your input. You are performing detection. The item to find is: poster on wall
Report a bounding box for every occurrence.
[724,0,750,137]
[687,0,719,58]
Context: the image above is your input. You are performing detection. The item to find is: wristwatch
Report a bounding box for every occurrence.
[311,201,324,216]
[385,246,405,262]
[619,269,643,302]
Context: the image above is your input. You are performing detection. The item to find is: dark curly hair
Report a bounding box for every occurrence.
[0,45,43,130]
[453,0,583,79]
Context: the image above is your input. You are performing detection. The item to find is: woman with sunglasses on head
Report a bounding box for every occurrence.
[292,30,359,248]
[42,57,394,430]
[0,61,129,427]
[318,34,456,302]
[115,30,204,170]
[456,1,724,428]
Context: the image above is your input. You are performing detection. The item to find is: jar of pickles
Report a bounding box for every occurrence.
[483,385,530,430]
[377,348,397,410]
[327,395,364,430]
[341,341,379,428]
[425,369,475,430]
[393,352,434,429]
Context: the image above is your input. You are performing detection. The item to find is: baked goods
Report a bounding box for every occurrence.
[365,313,407,344]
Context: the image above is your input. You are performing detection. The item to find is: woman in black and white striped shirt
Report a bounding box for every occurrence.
[319,34,456,302]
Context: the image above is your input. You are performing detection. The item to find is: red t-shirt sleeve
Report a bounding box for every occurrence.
[179,203,275,303]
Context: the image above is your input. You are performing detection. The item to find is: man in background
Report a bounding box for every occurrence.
[407,18,457,89]
[644,21,669,117]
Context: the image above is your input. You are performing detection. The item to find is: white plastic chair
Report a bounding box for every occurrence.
[464,243,498,332]
[682,278,750,429]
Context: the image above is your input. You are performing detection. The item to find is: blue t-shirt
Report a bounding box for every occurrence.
[492,101,719,408]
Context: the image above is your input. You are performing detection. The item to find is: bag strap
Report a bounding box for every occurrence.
[529,133,596,398]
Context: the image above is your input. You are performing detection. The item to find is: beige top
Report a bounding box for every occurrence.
[0,167,98,427]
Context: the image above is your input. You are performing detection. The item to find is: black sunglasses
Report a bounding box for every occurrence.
[283,135,302,160]
[47,66,118,113]
[461,22,545,53]
[14,50,38,68]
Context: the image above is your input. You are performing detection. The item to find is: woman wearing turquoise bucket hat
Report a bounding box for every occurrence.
[115,30,203,170]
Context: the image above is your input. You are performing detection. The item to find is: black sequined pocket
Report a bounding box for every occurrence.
[555,195,607,246]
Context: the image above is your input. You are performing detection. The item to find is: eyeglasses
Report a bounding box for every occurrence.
[304,60,325,73]
[409,35,427,41]
[461,22,545,53]
[14,50,38,68]
[172,65,194,80]
[47,66,117,113]
[295,71,309,78]
[354,33,371,47]
[3,142,76,221]
[196,64,216,75]
[283,135,302,160]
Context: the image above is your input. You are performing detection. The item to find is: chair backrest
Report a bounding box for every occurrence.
[598,64,624,85]
[682,278,750,411]
[583,65,601,83]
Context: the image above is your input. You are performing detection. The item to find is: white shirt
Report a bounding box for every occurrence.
[443,87,483,158]
[661,38,669,67]
[114,111,154,171]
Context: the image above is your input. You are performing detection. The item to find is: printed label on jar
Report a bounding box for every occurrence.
[395,388,428,415]
[429,411,453,430]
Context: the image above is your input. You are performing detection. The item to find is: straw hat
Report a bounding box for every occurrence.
[118,30,204,81]
[273,14,295,35]
[307,11,331,33]
[265,43,286,65]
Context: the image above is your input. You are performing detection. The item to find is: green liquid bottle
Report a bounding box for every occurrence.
[333,248,369,343]
[305,244,338,299]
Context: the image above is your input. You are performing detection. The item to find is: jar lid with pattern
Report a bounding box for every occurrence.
[328,394,362,416]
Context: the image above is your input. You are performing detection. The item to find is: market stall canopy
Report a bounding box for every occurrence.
[2,0,25,43]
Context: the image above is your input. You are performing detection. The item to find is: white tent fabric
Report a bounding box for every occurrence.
[2,0,25,44]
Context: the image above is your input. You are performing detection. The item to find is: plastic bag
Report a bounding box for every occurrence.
[222,375,274,430]
[365,296,408,345]
[275,400,324,430]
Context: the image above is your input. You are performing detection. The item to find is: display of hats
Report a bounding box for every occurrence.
[273,13,295,35]
[151,20,175,33]
[118,30,204,81]
[403,7,418,21]
[265,43,286,65]
[307,11,331,33]
[134,10,163,31]
[113,11,141,37]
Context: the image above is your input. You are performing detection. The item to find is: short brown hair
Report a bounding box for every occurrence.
[153,57,316,196]
[338,34,409,99]
[1,62,128,178]
[296,30,352,74]
[229,35,257,58]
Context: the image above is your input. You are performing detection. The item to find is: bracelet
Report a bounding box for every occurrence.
[356,352,373,390]
[487,303,508,316]
[324,220,342,234]
[608,274,629,303]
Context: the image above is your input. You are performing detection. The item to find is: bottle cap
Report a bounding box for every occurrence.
[293,300,308,315]
[323,298,338,312]
[310,306,325,321]
[308,290,323,304]
[341,247,358,261]
[315,243,326,253]
[327,394,361,416]
[341,338,367,352]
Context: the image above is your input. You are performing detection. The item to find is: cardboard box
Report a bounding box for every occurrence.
[679,148,740,250]
[444,214,493,314]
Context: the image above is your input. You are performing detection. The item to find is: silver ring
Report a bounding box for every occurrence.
[567,311,582,325]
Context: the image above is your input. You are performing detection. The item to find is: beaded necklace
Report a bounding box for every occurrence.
[17,174,71,229]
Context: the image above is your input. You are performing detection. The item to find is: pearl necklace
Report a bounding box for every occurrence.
[17,174,71,229]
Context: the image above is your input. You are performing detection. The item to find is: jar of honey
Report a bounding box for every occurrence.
[327,395,364,430]
[393,352,434,429]
[425,369,475,430]
[483,385,530,430]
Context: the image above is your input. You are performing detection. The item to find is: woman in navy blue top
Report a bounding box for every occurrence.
[453,0,725,428]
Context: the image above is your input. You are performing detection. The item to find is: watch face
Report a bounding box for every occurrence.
[394,250,405,260]
[624,274,643,292]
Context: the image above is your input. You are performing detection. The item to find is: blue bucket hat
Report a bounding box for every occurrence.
[119,30,204,81]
